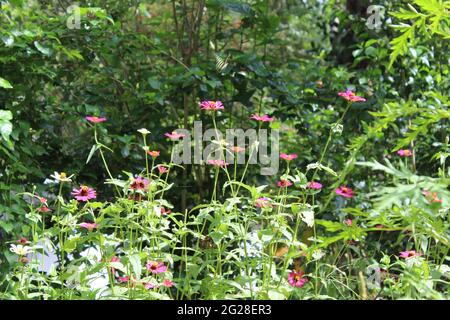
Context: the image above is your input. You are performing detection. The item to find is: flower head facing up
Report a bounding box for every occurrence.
[338,90,366,102]
[10,244,33,256]
[146,261,167,274]
[255,197,272,209]
[137,128,150,135]
[200,100,224,111]
[277,179,292,188]
[288,270,308,288]
[50,171,74,183]
[118,276,130,283]
[130,176,149,191]
[399,250,421,259]
[280,153,298,161]
[144,282,158,290]
[344,219,353,226]
[250,114,275,122]
[422,190,443,204]
[157,165,168,174]
[162,279,173,288]
[335,186,354,198]
[164,131,185,140]
[79,222,99,232]
[207,159,228,168]
[37,205,52,213]
[86,116,107,123]
[397,149,412,157]
[307,181,323,190]
[230,146,245,153]
[72,185,97,202]
[147,150,160,158]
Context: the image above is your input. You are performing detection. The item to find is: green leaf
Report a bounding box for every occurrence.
[34,41,52,56]
[86,145,99,164]
[0,77,13,89]
[129,254,142,279]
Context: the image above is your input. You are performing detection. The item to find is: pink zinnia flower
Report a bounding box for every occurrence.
[147,150,160,158]
[207,159,228,167]
[71,185,97,202]
[160,207,172,215]
[157,165,168,174]
[85,116,107,123]
[164,131,185,140]
[307,181,323,190]
[288,270,308,288]
[144,282,158,290]
[79,222,99,232]
[39,197,48,206]
[280,153,298,161]
[397,149,412,157]
[146,261,167,274]
[399,250,421,259]
[255,197,272,208]
[344,219,353,226]
[200,100,224,111]
[118,276,130,283]
[250,114,275,122]
[277,180,292,188]
[422,190,443,203]
[37,206,51,213]
[335,186,354,198]
[338,90,366,102]
[230,146,245,153]
[162,279,173,288]
[130,176,149,191]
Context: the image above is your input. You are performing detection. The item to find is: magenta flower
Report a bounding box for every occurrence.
[250,114,275,122]
[146,261,167,274]
[79,222,99,232]
[130,176,149,191]
[335,186,354,198]
[277,180,292,188]
[164,131,186,140]
[118,276,130,283]
[255,197,272,209]
[288,270,308,288]
[307,181,323,190]
[399,250,421,259]
[338,90,366,102]
[144,282,157,290]
[344,219,353,226]
[207,159,228,167]
[71,185,97,202]
[162,279,174,288]
[200,100,224,111]
[397,149,412,157]
[85,116,107,123]
[157,165,168,174]
[280,153,298,161]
